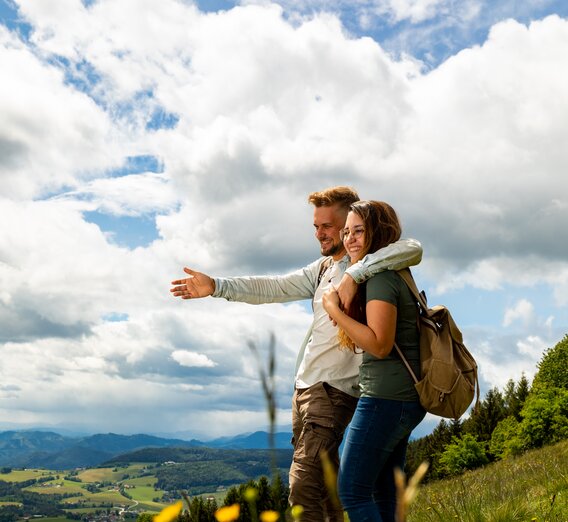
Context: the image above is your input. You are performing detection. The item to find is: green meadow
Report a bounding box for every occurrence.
[408,439,568,521]
[0,469,54,482]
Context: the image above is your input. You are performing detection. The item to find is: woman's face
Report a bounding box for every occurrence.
[341,211,366,263]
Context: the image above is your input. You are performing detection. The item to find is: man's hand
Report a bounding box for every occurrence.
[336,273,358,312]
[170,267,215,299]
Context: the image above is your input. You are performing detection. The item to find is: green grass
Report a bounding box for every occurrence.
[76,467,120,483]
[15,466,163,513]
[123,476,157,487]
[135,500,166,512]
[0,469,55,482]
[77,463,150,483]
[408,439,568,521]
[125,484,160,502]
[24,478,86,495]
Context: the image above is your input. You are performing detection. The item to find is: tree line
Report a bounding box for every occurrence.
[137,475,289,522]
[0,479,68,522]
[406,334,568,479]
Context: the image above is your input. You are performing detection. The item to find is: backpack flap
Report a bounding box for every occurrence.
[415,361,476,419]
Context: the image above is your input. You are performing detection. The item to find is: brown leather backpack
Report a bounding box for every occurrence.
[395,269,480,419]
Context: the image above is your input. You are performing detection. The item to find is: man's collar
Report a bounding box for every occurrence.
[333,254,350,270]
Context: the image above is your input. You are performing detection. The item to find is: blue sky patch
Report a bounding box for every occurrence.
[0,0,32,40]
[102,312,129,322]
[146,107,180,131]
[427,282,561,331]
[60,58,103,97]
[107,155,164,178]
[84,210,159,248]
[195,0,236,13]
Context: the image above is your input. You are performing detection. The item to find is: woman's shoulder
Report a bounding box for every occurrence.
[366,270,403,301]
[367,269,402,285]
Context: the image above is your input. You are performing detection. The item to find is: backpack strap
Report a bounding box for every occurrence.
[397,268,428,310]
[317,257,332,287]
[395,269,424,385]
[394,343,419,384]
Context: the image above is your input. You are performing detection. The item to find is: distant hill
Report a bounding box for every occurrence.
[0,431,199,468]
[0,429,293,469]
[207,431,292,450]
[21,446,113,469]
[103,446,294,493]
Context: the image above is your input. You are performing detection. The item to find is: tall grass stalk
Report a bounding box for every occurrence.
[248,333,278,479]
[395,462,429,522]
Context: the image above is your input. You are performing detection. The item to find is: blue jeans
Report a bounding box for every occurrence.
[338,397,426,522]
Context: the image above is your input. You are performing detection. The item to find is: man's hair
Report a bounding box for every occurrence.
[307,186,359,211]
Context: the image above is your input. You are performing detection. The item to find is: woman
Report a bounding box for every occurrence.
[322,200,425,522]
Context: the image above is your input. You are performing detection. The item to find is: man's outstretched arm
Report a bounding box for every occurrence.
[170,259,322,305]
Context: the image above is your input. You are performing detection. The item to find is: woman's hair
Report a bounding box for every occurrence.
[348,200,401,262]
[338,200,402,351]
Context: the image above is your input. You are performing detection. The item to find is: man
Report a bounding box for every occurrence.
[170,186,422,522]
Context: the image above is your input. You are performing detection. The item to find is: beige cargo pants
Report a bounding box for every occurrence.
[289,382,358,522]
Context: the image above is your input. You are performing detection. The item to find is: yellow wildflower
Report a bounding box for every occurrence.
[244,486,259,502]
[259,510,279,522]
[290,504,304,521]
[215,503,240,522]
[153,501,183,522]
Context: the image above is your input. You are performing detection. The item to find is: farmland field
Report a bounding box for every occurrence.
[0,469,54,482]
[0,463,168,516]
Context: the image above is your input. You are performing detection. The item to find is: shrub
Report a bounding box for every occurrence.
[518,386,568,449]
[439,434,489,475]
[489,416,523,459]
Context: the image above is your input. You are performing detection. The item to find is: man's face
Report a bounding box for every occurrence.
[313,204,348,260]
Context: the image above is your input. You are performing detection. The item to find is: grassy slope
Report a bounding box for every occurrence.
[408,439,568,521]
[3,441,566,520]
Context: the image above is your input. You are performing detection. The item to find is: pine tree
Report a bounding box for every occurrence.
[463,387,505,443]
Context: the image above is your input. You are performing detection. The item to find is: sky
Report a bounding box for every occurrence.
[1,0,567,440]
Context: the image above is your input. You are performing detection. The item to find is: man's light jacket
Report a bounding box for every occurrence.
[212,239,423,396]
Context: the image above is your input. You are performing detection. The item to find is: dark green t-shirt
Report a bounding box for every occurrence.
[359,270,420,401]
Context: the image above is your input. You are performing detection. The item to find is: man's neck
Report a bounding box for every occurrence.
[332,249,347,262]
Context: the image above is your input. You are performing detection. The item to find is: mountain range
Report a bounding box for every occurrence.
[0,429,293,469]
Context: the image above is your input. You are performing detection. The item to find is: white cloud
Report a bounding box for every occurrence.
[1,2,567,437]
[516,335,548,357]
[375,0,451,23]
[171,350,217,368]
[0,26,118,199]
[57,172,179,217]
[503,299,534,327]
